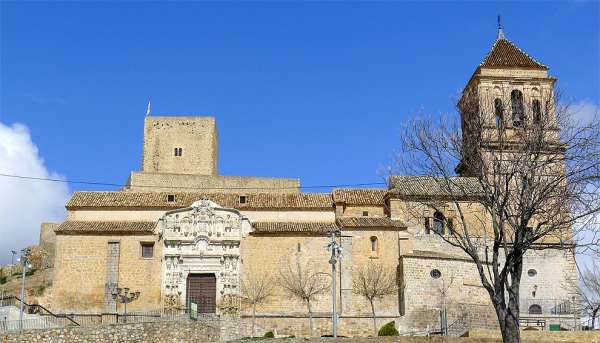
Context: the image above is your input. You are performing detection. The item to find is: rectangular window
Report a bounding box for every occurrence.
[362,211,369,217]
[141,242,154,258]
[425,217,431,234]
[239,195,246,204]
[167,194,176,202]
[174,147,183,156]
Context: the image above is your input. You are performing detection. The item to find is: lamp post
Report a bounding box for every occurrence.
[112,287,140,323]
[11,251,17,265]
[18,248,31,332]
[326,229,342,338]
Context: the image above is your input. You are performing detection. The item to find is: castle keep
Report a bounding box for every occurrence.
[46,31,578,336]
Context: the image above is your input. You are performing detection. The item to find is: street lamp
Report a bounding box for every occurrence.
[11,251,17,265]
[325,229,343,338]
[112,287,140,323]
[18,248,32,332]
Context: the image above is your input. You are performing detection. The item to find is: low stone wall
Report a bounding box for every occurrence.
[0,319,219,342]
[466,328,600,342]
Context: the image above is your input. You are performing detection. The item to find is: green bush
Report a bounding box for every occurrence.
[263,331,274,338]
[0,276,6,284]
[378,321,399,336]
[25,269,36,277]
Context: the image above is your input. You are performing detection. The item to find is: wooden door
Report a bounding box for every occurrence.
[186,274,216,313]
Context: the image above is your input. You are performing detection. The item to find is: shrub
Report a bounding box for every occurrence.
[0,276,6,284]
[263,331,274,338]
[25,269,36,277]
[378,321,399,336]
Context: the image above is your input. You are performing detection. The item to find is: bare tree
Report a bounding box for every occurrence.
[240,269,275,337]
[277,255,330,336]
[353,261,398,335]
[577,259,600,329]
[393,89,600,343]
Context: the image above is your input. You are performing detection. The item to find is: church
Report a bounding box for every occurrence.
[45,29,578,336]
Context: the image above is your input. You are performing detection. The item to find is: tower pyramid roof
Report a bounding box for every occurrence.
[479,35,547,70]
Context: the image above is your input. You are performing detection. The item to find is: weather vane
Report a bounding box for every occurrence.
[497,15,505,40]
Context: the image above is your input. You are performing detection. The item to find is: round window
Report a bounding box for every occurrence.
[527,269,537,277]
[430,269,442,279]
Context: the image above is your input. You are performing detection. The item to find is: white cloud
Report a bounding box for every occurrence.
[0,122,70,265]
[568,100,600,124]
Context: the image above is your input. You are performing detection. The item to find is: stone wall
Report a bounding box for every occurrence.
[39,223,58,268]
[126,172,301,193]
[0,319,219,342]
[398,253,498,335]
[51,233,162,313]
[240,229,400,317]
[141,116,218,176]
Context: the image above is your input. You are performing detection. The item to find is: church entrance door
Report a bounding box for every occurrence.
[186,274,216,313]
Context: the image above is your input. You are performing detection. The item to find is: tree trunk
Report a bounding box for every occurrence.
[592,307,599,329]
[307,299,314,337]
[493,259,522,343]
[369,298,377,336]
[252,302,256,337]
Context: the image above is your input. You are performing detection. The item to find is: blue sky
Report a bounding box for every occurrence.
[1,1,599,192]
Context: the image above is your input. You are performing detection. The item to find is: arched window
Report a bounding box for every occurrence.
[494,98,504,128]
[370,236,378,253]
[433,211,445,235]
[528,304,542,315]
[511,90,524,127]
[532,100,542,125]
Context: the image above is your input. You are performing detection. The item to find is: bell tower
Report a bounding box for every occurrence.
[456,24,558,176]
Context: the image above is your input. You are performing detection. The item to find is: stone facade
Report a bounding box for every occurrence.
[52,233,162,313]
[44,30,581,338]
[158,199,252,313]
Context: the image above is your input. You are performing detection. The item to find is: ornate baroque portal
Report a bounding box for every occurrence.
[157,199,252,315]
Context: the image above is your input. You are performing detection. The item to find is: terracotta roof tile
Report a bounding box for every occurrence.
[388,176,481,199]
[55,221,156,234]
[251,222,336,234]
[480,38,547,70]
[332,189,387,205]
[67,192,333,210]
[337,216,405,229]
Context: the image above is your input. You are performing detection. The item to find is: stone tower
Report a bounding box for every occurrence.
[141,116,218,175]
[456,26,558,176]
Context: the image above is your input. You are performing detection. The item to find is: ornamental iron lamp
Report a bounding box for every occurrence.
[112,287,140,323]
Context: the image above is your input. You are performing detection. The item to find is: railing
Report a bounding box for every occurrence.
[0,317,77,332]
[0,296,80,328]
[521,298,576,315]
[56,309,219,328]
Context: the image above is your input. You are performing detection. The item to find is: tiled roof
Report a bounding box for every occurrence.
[337,217,405,229]
[388,176,481,198]
[251,222,337,234]
[480,38,547,70]
[332,189,387,205]
[55,221,156,234]
[67,192,333,210]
